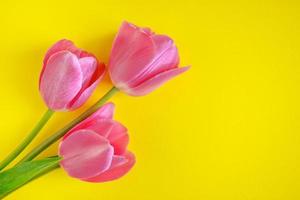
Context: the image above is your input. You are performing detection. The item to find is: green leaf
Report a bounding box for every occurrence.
[0,156,60,199]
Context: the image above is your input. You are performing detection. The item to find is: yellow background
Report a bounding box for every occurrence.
[0,0,299,199]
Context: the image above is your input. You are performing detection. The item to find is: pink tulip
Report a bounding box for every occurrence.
[39,39,105,111]
[58,103,135,182]
[108,21,190,96]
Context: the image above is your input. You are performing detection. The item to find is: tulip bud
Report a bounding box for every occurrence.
[40,39,105,111]
[59,103,135,182]
[108,21,189,96]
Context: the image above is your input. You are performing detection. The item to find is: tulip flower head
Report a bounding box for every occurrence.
[39,39,105,111]
[59,103,135,182]
[108,21,190,96]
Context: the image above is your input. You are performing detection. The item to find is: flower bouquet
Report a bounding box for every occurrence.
[0,21,189,199]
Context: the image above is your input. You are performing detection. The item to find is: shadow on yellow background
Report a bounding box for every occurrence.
[0,0,299,199]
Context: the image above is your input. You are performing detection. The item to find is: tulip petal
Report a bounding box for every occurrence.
[39,51,82,110]
[78,57,98,88]
[59,130,114,179]
[105,120,129,155]
[82,152,135,182]
[124,66,190,96]
[70,119,129,155]
[43,39,81,66]
[141,27,154,35]
[109,21,155,88]
[40,40,95,85]
[90,102,115,119]
[68,62,105,110]
[151,35,179,71]
[63,103,115,139]
[132,35,180,86]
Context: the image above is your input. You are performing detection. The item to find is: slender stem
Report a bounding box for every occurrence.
[0,109,54,171]
[18,87,119,164]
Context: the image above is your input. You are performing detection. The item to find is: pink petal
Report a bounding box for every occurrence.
[43,39,81,67]
[82,152,135,182]
[40,39,95,85]
[109,21,155,88]
[63,103,115,139]
[68,119,128,155]
[78,57,98,87]
[141,27,154,35]
[131,35,179,86]
[104,120,129,155]
[59,130,114,179]
[39,51,82,110]
[151,35,179,71]
[124,66,190,96]
[90,102,115,119]
[68,62,105,110]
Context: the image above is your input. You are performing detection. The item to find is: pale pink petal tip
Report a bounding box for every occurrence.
[90,102,115,120]
[43,39,78,66]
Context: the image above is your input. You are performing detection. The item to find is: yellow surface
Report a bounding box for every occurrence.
[0,0,299,199]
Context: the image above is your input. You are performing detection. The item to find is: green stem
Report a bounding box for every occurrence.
[18,87,119,164]
[0,109,54,171]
